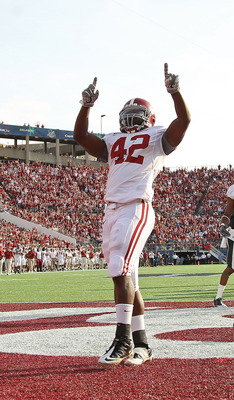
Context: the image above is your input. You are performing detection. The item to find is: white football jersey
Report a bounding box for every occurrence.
[102,126,166,203]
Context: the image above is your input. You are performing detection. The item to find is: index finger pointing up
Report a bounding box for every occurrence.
[93,77,97,87]
[164,63,168,77]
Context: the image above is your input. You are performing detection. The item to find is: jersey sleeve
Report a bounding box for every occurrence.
[227,184,234,200]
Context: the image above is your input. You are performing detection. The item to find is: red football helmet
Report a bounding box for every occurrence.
[119,98,156,133]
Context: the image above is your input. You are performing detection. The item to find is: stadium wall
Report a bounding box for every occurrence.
[0,146,105,168]
[0,211,76,245]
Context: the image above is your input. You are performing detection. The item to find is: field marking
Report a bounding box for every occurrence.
[0,303,233,359]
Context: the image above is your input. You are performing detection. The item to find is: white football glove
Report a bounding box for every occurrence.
[164,63,180,94]
[80,77,99,107]
[220,223,231,238]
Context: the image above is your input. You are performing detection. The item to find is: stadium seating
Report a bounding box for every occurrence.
[0,160,233,254]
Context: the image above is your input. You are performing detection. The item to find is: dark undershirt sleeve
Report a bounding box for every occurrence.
[162,133,176,155]
[99,141,108,162]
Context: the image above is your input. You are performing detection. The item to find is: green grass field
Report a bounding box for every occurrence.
[0,264,232,303]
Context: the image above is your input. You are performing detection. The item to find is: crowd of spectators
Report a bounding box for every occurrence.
[0,160,233,256]
[0,161,106,242]
[150,165,233,250]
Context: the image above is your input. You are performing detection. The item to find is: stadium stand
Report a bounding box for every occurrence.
[0,158,233,270]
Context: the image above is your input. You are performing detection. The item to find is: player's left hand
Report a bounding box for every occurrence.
[80,77,99,107]
[164,63,180,94]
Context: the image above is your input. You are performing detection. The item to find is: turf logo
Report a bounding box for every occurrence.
[0,303,233,359]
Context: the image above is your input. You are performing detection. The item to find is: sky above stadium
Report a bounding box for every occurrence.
[0,0,233,169]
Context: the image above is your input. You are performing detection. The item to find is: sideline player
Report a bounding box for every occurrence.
[74,63,191,365]
[214,184,234,307]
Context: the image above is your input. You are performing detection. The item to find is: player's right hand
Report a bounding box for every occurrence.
[80,77,99,107]
[220,223,231,238]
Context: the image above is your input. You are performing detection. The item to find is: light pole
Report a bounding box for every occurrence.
[100,114,106,135]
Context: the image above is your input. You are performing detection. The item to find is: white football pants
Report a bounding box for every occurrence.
[102,200,155,291]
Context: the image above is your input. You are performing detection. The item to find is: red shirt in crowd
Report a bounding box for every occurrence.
[26,250,37,259]
[5,249,14,259]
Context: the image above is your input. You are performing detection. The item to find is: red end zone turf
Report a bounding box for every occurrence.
[0,354,233,400]
[156,327,234,342]
[0,301,233,399]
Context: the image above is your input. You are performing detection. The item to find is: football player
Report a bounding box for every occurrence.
[214,184,234,306]
[74,63,190,365]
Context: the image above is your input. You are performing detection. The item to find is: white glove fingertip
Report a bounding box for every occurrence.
[94,92,99,102]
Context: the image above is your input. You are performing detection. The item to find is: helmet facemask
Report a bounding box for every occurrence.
[119,100,155,133]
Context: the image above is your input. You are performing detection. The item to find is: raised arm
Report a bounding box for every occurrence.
[163,63,191,147]
[73,77,107,159]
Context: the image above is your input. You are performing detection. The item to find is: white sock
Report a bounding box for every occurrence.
[131,315,145,332]
[115,303,133,325]
[216,284,225,299]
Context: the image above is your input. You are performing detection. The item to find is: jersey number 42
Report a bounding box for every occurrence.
[110,134,150,165]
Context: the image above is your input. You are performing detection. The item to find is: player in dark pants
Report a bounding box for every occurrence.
[214,184,234,307]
